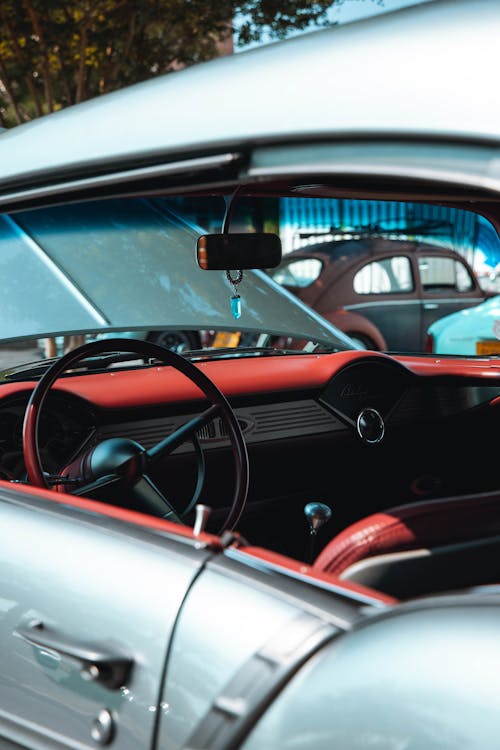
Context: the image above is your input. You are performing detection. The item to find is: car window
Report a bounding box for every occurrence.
[271,258,322,288]
[419,256,474,292]
[353,256,414,294]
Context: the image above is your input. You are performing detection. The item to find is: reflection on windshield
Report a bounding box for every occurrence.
[1,195,499,367]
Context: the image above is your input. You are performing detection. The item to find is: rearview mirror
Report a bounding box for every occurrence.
[197,233,282,270]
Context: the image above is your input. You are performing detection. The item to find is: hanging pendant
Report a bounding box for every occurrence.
[226,269,243,320]
[230,294,242,319]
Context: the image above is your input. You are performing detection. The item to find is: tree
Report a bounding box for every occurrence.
[0,0,345,127]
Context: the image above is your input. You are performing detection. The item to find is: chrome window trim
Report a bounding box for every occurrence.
[246,141,500,195]
[0,152,241,211]
[344,297,485,310]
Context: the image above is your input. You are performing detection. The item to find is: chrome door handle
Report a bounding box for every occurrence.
[423,303,439,310]
[14,620,133,690]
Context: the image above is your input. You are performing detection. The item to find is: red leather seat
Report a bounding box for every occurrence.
[313,490,500,599]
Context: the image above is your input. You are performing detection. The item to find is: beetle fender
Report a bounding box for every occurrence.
[324,309,387,350]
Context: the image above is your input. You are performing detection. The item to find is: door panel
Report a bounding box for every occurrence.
[0,488,210,750]
[158,565,300,750]
[345,256,420,351]
[345,300,421,351]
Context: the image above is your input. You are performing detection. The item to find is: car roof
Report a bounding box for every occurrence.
[0,0,498,194]
[286,237,474,266]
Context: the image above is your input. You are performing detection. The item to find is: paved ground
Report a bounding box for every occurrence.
[0,344,43,370]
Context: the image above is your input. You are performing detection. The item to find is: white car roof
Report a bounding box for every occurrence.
[0,0,499,193]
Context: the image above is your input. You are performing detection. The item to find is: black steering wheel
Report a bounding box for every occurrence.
[22,338,249,533]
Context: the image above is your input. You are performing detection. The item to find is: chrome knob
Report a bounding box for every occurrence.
[304,502,332,535]
[304,502,332,565]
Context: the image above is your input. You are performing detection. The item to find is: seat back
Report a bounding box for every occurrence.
[313,490,500,598]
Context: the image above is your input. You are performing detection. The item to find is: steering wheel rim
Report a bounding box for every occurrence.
[22,337,249,533]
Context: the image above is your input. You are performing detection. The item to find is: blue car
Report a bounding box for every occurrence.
[427,294,500,355]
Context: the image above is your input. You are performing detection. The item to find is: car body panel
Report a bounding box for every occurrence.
[428,294,500,355]
[0,486,214,749]
[158,566,302,750]
[0,481,381,750]
[0,0,500,746]
[242,595,500,750]
[0,1,500,192]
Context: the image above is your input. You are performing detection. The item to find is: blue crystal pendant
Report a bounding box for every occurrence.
[230,294,242,319]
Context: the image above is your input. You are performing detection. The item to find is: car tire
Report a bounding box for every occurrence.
[347,333,378,350]
[146,330,201,353]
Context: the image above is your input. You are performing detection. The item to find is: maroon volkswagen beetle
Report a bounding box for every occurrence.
[271,233,490,351]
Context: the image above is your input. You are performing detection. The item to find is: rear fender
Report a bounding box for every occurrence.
[323,309,387,350]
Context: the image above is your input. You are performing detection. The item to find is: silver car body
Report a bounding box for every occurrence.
[0,2,500,207]
[2,1,500,749]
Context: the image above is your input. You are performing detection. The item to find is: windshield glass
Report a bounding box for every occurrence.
[0,194,499,370]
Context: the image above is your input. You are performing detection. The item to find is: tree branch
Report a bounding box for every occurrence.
[0,60,24,124]
[22,0,55,112]
[0,8,44,117]
[75,24,88,103]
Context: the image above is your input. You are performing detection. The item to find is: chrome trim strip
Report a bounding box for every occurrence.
[226,547,389,609]
[0,152,241,209]
[344,297,484,311]
[247,162,500,193]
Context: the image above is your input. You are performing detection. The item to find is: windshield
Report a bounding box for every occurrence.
[0,194,499,370]
[0,195,354,371]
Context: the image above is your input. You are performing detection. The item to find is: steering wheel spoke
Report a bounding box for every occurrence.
[131,475,182,522]
[147,404,221,465]
[72,472,122,498]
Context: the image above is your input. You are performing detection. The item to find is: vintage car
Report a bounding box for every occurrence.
[2,1,500,749]
[270,233,490,351]
[427,293,500,356]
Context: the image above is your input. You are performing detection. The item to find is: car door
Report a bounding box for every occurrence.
[418,254,486,346]
[155,549,370,750]
[0,485,212,750]
[343,255,421,351]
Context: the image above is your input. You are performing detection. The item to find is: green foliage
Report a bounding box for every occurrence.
[0,0,344,126]
[236,0,335,45]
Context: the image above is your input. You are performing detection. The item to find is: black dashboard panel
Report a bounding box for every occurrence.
[319,359,411,424]
[1,357,500,489]
[0,391,96,480]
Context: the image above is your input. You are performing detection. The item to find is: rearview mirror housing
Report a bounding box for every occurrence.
[197,233,282,270]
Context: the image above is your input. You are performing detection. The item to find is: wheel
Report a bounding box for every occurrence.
[347,333,378,350]
[147,330,201,353]
[22,338,249,533]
